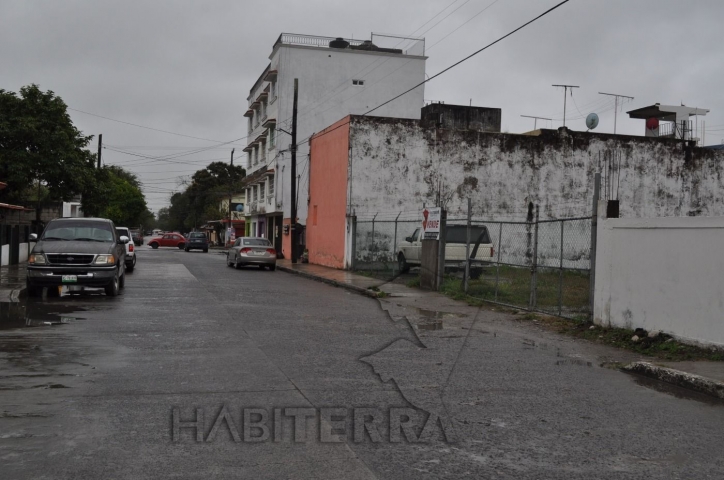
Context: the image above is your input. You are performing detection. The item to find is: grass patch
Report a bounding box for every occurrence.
[406,276,421,288]
[519,313,724,362]
[439,266,590,312]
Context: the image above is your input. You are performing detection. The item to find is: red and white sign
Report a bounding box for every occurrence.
[422,207,441,240]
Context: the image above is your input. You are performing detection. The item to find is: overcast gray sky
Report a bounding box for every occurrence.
[3,0,723,212]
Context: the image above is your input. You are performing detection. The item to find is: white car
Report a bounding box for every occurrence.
[397,225,494,277]
[115,227,136,272]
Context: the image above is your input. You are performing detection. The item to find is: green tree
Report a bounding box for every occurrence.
[0,84,97,207]
[81,166,150,227]
[163,161,245,231]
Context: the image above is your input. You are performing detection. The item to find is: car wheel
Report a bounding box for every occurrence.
[470,268,483,280]
[126,264,134,273]
[269,265,276,271]
[26,281,41,297]
[45,286,61,297]
[226,254,233,267]
[178,243,185,250]
[398,253,410,273]
[258,265,265,270]
[105,270,120,297]
[234,258,242,269]
[150,242,159,249]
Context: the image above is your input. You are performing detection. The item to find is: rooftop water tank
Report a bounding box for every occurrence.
[329,37,349,49]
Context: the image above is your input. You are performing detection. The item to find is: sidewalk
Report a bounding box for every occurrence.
[277,260,724,401]
[276,260,385,298]
[0,263,28,301]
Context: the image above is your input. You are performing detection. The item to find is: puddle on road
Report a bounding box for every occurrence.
[416,308,469,320]
[627,373,724,406]
[418,320,444,331]
[0,300,91,331]
[555,359,593,367]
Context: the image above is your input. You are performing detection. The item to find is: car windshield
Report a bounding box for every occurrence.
[42,221,114,242]
[243,238,271,246]
[190,233,206,239]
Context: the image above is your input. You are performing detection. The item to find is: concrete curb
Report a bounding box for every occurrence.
[276,265,380,299]
[622,361,724,400]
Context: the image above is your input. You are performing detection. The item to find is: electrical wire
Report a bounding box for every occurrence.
[364,0,571,116]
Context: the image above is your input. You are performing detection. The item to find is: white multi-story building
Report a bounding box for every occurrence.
[242,33,426,257]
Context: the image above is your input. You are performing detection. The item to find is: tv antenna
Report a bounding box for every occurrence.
[521,115,552,130]
[552,84,579,127]
[598,92,634,134]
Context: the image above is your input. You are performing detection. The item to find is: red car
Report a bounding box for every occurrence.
[148,233,186,249]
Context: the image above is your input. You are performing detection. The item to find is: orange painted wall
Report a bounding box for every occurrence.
[306,117,350,269]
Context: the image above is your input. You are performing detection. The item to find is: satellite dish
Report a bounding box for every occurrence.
[586,113,599,130]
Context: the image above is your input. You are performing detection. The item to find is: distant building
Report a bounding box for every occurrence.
[241,32,427,258]
[627,103,709,142]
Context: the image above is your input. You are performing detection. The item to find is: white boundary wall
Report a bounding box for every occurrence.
[594,216,724,347]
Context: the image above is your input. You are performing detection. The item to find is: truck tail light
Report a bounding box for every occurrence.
[129,244,134,252]
[266,248,276,256]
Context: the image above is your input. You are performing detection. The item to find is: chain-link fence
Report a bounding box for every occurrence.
[352,207,593,320]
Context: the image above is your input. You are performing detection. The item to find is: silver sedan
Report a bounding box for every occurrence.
[226,237,277,270]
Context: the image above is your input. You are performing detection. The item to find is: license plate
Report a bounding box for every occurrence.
[250,251,264,256]
[62,275,78,283]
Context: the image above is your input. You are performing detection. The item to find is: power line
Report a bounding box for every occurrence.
[68,107,246,145]
[365,0,572,116]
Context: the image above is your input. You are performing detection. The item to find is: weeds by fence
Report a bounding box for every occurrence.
[352,207,593,320]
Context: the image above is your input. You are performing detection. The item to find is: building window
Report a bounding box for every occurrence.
[268,127,275,148]
[247,152,252,169]
[253,147,258,166]
[352,79,365,86]
[260,181,265,199]
[270,81,276,102]
[260,140,266,163]
[253,186,258,202]
[261,101,267,120]
[268,175,274,195]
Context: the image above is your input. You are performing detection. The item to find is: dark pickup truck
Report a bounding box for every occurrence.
[27,217,128,296]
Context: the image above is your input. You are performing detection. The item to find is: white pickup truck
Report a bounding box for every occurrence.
[397,225,494,277]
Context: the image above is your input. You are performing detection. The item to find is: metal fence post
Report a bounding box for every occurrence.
[436,208,447,291]
[529,205,539,309]
[589,173,601,317]
[558,219,564,316]
[464,198,471,293]
[371,213,377,263]
[495,222,502,302]
[393,212,400,274]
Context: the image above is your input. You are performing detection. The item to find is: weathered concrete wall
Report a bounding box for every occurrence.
[594,216,724,347]
[347,116,724,221]
[420,103,501,133]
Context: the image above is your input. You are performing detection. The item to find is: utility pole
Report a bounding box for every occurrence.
[97,134,102,168]
[290,78,299,263]
[228,148,235,245]
[520,115,552,130]
[598,92,634,135]
[552,85,579,128]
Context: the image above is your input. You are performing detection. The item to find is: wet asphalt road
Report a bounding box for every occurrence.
[1,245,724,479]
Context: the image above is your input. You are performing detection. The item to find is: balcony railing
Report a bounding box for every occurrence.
[275,33,366,49]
